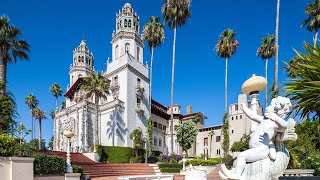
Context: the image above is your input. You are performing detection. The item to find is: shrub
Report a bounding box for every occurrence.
[158,163,183,169]
[160,168,181,173]
[130,156,144,163]
[72,165,83,174]
[147,156,159,163]
[33,154,65,175]
[186,158,220,166]
[301,153,320,176]
[96,145,134,163]
[0,134,16,156]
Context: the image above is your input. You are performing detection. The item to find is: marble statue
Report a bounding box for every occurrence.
[219,96,298,180]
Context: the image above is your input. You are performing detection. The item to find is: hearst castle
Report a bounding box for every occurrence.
[53,3,261,158]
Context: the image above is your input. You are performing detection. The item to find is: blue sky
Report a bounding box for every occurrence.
[1,0,314,144]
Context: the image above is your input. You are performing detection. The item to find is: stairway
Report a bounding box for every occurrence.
[37,151,157,179]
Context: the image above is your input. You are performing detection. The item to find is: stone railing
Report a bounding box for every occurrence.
[282,169,315,177]
[117,174,174,180]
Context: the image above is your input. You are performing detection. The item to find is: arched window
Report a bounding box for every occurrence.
[137,47,140,61]
[128,20,132,28]
[125,43,130,54]
[115,45,119,59]
[78,74,82,78]
[81,56,84,62]
[124,19,127,27]
[154,137,157,146]
[78,56,81,62]
[117,22,119,29]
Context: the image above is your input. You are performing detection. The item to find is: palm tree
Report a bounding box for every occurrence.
[274,0,280,96]
[81,72,110,152]
[0,15,30,94]
[257,34,276,109]
[301,0,320,43]
[33,107,47,150]
[142,16,165,119]
[285,42,320,119]
[162,0,191,155]
[50,109,56,149]
[50,83,63,110]
[25,93,38,140]
[215,29,239,113]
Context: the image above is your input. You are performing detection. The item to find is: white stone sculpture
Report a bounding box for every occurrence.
[219,96,298,180]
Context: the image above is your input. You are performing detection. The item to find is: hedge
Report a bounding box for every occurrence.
[158,163,183,169]
[72,165,83,174]
[33,154,65,175]
[160,167,181,173]
[0,134,16,157]
[186,158,220,166]
[96,145,134,163]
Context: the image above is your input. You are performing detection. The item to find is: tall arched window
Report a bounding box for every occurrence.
[115,45,119,59]
[125,43,130,54]
[128,20,132,28]
[78,56,81,62]
[137,47,140,61]
[124,19,127,27]
[81,56,84,62]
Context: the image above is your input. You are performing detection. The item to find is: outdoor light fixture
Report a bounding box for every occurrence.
[64,130,74,173]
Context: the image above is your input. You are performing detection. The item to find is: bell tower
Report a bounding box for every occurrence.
[69,40,94,86]
[111,3,143,62]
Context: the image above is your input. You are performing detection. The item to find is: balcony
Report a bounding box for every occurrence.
[110,81,120,91]
[135,103,144,116]
[136,83,144,93]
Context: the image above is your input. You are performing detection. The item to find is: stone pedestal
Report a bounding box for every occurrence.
[65,173,81,180]
[185,166,207,180]
[0,157,34,180]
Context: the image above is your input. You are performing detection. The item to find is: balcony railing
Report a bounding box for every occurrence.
[135,103,144,115]
[110,81,120,91]
[136,83,144,93]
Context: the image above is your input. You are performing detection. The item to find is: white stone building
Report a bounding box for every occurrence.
[53,3,262,158]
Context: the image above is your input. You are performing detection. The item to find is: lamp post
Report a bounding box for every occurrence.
[64,130,74,173]
[182,151,187,171]
[242,74,267,133]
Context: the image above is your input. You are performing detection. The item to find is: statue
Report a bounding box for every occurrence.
[219,96,298,180]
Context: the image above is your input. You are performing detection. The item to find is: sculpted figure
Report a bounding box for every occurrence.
[220,96,293,179]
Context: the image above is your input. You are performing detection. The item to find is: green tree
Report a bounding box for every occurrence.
[142,16,165,119]
[230,134,249,152]
[48,136,54,150]
[0,83,18,134]
[0,15,30,94]
[49,83,62,110]
[284,42,320,118]
[32,107,47,150]
[215,29,239,113]
[192,114,202,124]
[221,113,230,157]
[257,34,276,108]
[129,128,143,157]
[301,0,320,43]
[81,72,110,152]
[25,93,38,140]
[274,0,280,95]
[176,121,198,156]
[162,0,191,154]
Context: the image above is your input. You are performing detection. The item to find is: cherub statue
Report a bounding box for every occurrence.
[220,96,294,180]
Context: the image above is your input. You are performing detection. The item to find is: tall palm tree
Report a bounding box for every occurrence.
[25,93,38,140]
[215,29,239,113]
[0,15,30,94]
[50,83,62,110]
[208,130,215,158]
[257,34,276,109]
[50,109,56,149]
[33,107,47,150]
[274,0,280,95]
[81,72,110,152]
[142,16,165,119]
[301,0,320,43]
[162,0,191,155]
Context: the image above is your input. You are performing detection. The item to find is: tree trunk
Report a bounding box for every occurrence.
[314,29,318,45]
[0,58,7,94]
[170,26,177,155]
[31,110,34,140]
[149,47,154,118]
[56,97,58,110]
[38,119,42,150]
[94,95,99,152]
[274,0,280,93]
[265,58,268,109]
[225,58,228,113]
